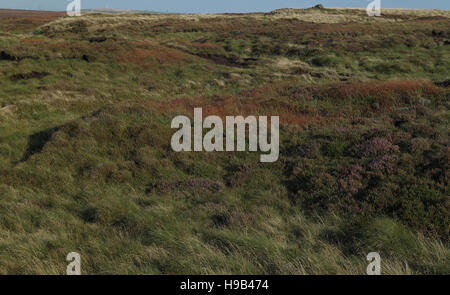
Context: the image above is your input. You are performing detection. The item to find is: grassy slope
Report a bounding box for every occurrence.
[0,9,448,274]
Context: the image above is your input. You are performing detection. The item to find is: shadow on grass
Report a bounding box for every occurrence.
[20,127,60,162]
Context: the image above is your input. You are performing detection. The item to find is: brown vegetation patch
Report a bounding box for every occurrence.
[416,16,448,21]
[115,41,187,67]
[0,9,65,32]
[279,80,445,107]
[196,53,252,68]
[144,79,446,129]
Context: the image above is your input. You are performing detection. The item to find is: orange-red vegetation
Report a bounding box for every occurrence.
[144,79,446,130]
[0,9,65,32]
[115,41,188,67]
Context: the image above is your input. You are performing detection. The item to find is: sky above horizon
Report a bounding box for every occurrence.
[0,0,449,13]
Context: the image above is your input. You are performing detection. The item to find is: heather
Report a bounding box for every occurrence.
[0,8,448,274]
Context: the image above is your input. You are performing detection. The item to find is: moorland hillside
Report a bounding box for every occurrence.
[0,8,448,274]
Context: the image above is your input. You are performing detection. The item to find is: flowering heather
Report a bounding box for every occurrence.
[337,164,364,196]
[367,154,399,174]
[0,8,448,275]
[358,137,400,157]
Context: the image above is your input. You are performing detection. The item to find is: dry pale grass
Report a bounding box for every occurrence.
[36,6,449,34]
[266,8,449,23]
[35,13,242,34]
[0,105,16,116]
[361,8,450,17]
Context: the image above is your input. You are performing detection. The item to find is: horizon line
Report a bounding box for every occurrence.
[1,7,449,14]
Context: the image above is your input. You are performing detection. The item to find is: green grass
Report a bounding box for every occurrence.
[0,9,448,274]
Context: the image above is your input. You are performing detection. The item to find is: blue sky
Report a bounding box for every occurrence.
[0,0,448,13]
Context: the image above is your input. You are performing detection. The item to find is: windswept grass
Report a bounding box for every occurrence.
[0,8,448,274]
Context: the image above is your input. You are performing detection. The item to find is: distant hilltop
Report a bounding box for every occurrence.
[267,4,326,15]
[266,6,449,19]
